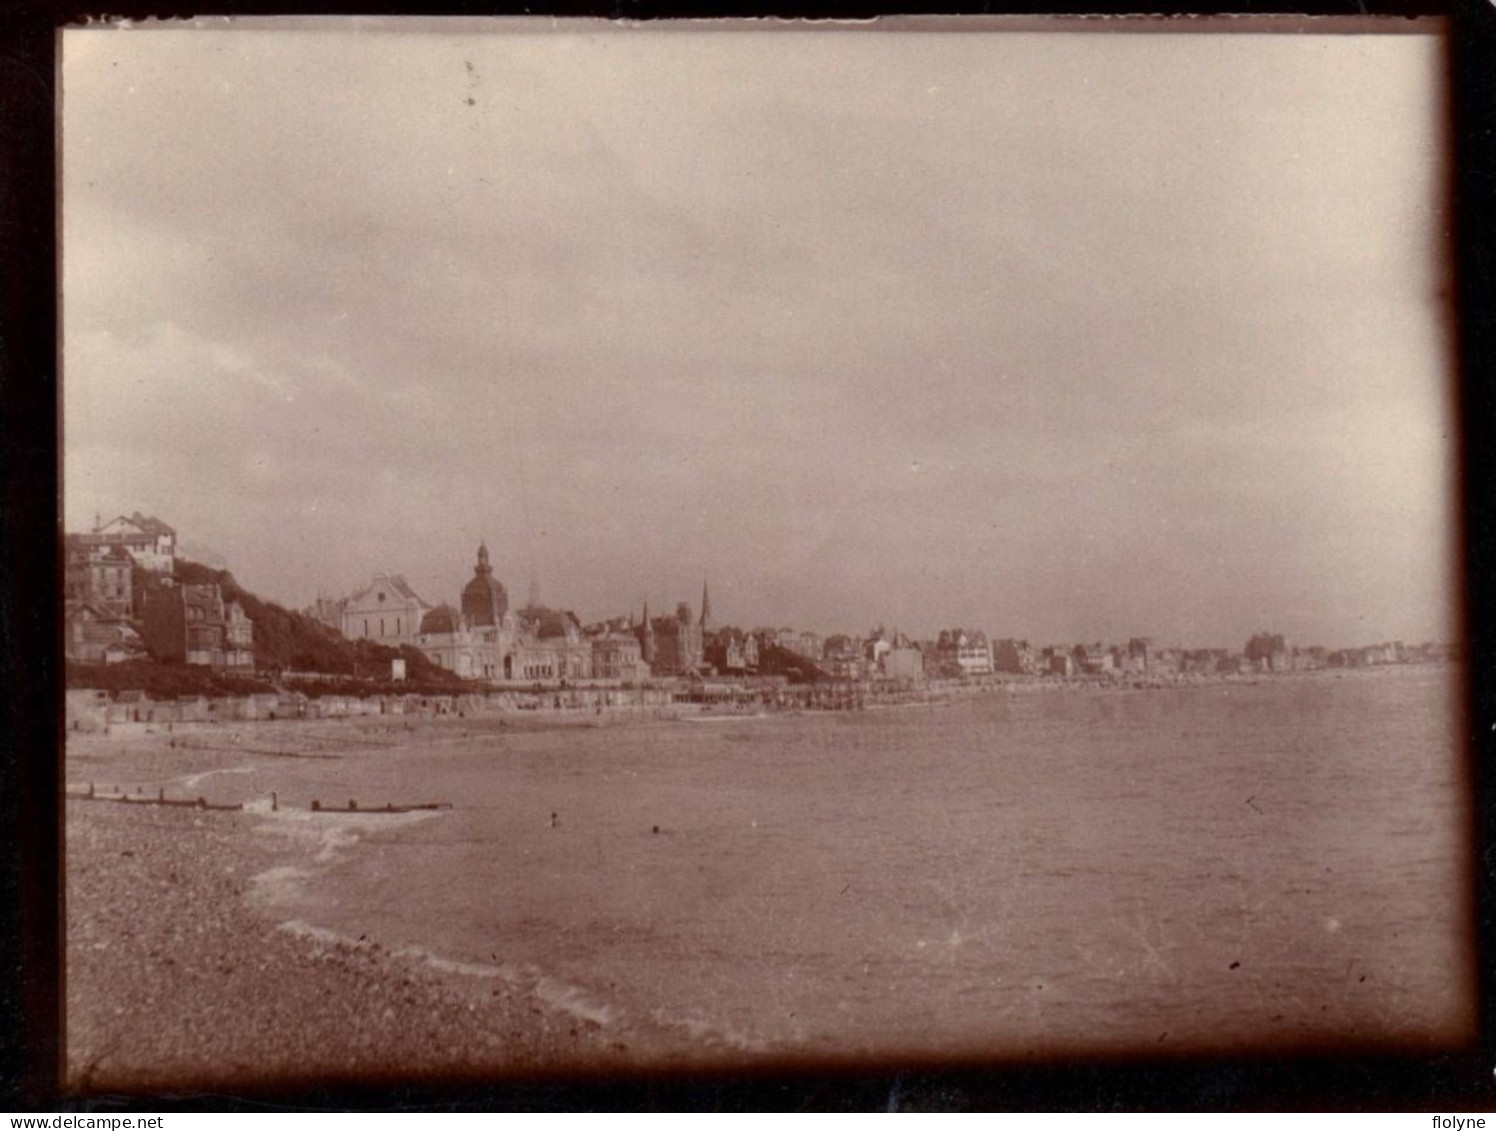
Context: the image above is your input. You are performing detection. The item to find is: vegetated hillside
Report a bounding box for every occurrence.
[754,641,833,683]
[165,559,458,684]
[63,660,275,699]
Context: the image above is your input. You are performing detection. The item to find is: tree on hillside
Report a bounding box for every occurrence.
[1244,632,1286,662]
[167,558,452,681]
[755,641,833,684]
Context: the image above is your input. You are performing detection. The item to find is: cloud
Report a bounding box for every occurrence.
[60,22,1456,643]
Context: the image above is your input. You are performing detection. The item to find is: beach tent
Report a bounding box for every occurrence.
[228,696,260,719]
[249,693,281,719]
[67,688,110,710]
[67,689,111,732]
[109,689,152,723]
[151,701,184,724]
[175,696,212,722]
[276,691,308,719]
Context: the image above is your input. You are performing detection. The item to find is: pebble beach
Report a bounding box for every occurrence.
[65,744,650,1095]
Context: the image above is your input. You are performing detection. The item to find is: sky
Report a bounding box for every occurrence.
[61,19,1458,647]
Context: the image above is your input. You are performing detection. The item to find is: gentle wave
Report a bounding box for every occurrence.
[273,919,622,1029]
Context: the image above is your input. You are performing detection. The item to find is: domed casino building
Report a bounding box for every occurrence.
[413,544,515,680]
[415,542,600,683]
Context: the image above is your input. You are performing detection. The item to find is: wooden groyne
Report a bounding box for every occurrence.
[65,784,243,812]
[169,738,342,761]
[307,798,452,814]
[290,731,398,749]
[66,783,453,816]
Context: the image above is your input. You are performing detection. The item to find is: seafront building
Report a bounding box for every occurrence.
[64,537,135,618]
[822,634,865,680]
[1072,643,1116,675]
[138,579,255,670]
[646,602,705,676]
[590,630,650,681]
[414,602,504,680]
[414,543,653,682]
[414,543,519,680]
[882,646,924,682]
[63,511,259,668]
[511,606,593,681]
[63,514,172,661]
[705,626,758,674]
[340,572,430,645]
[63,601,143,664]
[72,512,178,574]
[934,629,994,677]
[992,639,1038,675]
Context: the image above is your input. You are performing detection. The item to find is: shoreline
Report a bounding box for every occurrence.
[65,798,665,1094]
[72,659,1457,743]
[946,658,1454,689]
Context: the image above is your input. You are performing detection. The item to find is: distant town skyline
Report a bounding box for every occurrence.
[62,20,1458,648]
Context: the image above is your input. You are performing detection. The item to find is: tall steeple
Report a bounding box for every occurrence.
[700,578,712,633]
[639,600,655,664]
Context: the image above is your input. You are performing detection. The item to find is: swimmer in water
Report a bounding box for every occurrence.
[550,811,559,828]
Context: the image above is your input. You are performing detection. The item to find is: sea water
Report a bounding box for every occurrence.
[253,666,1473,1066]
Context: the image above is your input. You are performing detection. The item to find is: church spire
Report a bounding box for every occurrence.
[700,578,712,631]
[639,600,655,664]
[476,540,491,576]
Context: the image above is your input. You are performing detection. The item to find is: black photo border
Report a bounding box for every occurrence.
[4,0,1493,1111]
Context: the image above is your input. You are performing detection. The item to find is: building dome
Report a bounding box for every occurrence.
[420,603,462,636]
[461,541,509,627]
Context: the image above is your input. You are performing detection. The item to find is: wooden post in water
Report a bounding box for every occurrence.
[271,791,278,812]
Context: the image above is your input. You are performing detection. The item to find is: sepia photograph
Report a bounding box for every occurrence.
[57,15,1472,1098]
